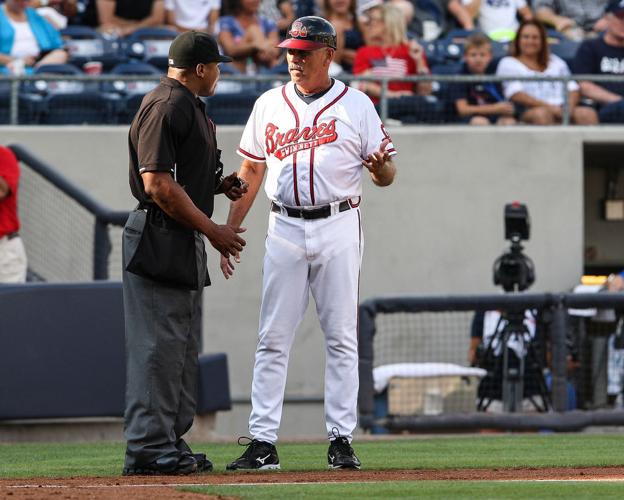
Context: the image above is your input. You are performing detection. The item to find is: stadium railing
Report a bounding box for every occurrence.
[358,293,624,432]
[8,144,128,281]
[2,73,623,125]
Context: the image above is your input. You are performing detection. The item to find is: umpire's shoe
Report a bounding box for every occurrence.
[226,437,281,471]
[328,437,361,470]
[122,452,198,476]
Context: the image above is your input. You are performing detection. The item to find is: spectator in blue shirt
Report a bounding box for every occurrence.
[219,0,281,74]
[0,0,67,75]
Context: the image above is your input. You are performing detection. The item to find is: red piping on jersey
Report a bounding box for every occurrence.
[282,85,301,206]
[238,147,265,161]
[309,85,349,206]
[356,208,361,341]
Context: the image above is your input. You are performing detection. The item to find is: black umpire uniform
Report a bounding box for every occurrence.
[122,32,233,475]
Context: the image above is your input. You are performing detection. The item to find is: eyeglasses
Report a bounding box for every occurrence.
[363,15,384,24]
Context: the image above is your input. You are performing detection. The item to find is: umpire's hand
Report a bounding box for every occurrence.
[209,225,246,259]
[221,172,249,201]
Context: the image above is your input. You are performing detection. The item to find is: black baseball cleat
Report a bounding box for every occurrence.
[122,453,198,476]
[328,437,361,470]
[226,437,281,471]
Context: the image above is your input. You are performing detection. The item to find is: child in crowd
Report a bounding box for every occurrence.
[454,32,516,125]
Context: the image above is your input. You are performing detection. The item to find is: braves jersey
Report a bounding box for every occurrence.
[237,79,396,207]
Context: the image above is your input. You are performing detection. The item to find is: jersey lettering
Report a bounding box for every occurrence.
[265,119,338,160]
[600,56,624,74]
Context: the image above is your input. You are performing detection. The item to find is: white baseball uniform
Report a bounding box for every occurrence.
[237,79,396,444]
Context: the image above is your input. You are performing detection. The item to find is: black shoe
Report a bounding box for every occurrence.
[122,453,198,476]
[192,453,214,472]
[328,437,361,470]
[226,437,280,471]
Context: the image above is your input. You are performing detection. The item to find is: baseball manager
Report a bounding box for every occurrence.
[222,16,397,471]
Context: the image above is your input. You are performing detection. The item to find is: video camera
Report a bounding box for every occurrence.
[493,202,535,292]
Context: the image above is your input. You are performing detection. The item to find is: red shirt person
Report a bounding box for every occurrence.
[353,3,431,105]
[0,145,27,283]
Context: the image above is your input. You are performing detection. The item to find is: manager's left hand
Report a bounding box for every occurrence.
[362,138,391,175]
[222,172,249,201]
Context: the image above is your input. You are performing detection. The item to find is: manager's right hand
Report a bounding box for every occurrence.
[220,251,240,280]
[209,224,246,259]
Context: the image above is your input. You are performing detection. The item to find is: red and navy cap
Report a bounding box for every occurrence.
[277,16,337,51]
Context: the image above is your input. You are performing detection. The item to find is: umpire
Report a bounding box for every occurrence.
[122,31,247,476]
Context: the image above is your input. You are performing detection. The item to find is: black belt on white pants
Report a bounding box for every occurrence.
[271,200,352,220]
[2,232,19,240]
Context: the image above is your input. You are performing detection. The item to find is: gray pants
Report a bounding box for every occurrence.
[122,209,206,467]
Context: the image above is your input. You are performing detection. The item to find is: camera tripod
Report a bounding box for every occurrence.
[476,310,552,413]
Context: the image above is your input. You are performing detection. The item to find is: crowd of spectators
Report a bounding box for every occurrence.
[0,0,623,124]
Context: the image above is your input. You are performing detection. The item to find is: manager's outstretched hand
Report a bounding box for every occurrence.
[362,138,396,186]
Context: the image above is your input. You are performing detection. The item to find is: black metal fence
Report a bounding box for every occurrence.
[9,144,128,281]
[358,293,624,432]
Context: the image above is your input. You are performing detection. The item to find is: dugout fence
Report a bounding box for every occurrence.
[9,144,128,281]
[359,293,624,432]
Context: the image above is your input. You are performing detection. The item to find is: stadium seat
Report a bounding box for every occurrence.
[28,64,115,124]
[205,90,261,125]
[105,62,160,123]
[61,25,125,71]
[550,40,581,66]
[123,27,178,71]
[0,88,45,125]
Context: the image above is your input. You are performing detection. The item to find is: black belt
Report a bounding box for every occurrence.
[4,232,19,240]
[271,201,351,220]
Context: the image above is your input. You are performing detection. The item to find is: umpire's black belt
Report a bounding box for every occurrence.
[271,200,351,220]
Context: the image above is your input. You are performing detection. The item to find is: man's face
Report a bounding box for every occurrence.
[464,47,492,74]
[197,62,220,97]
[286,48,332,86]
[608,12,624,41]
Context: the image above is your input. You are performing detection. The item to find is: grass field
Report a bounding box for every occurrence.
[184,481,624,499]
[2,434,624,498]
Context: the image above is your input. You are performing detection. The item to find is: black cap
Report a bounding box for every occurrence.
[168,31,232,68]
[606,0,624,15]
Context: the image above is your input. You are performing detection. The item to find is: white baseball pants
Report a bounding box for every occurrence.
[0,235,27,283]
[249,206,363,444]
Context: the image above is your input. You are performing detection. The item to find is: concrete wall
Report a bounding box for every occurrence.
[3,125,624,438]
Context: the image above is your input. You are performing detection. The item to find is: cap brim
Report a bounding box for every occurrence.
[277,39,327,50]
[216,54,233,63]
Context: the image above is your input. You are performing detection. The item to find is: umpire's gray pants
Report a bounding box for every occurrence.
[122,209,206,467]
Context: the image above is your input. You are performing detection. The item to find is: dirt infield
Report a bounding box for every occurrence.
[3,467,624,499]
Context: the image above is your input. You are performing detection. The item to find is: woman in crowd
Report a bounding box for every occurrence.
[219,0,281,74]
[97,0,165,37]
[0,0,68,74]
[322,0,363,73]
[496,19,598,125]
[353,2,431,119]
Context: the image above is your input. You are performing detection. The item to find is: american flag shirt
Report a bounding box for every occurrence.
[353,43,424,103]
